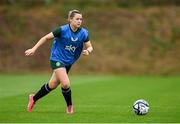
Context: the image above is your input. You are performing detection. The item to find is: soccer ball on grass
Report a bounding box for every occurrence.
[133,99,149,115]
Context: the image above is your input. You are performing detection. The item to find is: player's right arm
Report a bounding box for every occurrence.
[25,32,54,56]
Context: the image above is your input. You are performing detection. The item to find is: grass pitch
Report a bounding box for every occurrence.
[0,74,180,123]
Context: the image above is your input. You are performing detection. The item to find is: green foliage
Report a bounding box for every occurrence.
[0,3,179,75]
[171,26,180,43]
[1,0,180,7]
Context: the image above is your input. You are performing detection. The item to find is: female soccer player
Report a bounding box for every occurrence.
[25,10,93,114]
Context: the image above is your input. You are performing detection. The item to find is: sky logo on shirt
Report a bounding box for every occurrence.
[65,45,77,52]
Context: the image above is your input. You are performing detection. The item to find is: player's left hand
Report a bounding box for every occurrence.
[82,50,90,56]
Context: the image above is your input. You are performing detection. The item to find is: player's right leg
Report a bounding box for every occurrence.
[27,72,59,112]
[27,94,35,112]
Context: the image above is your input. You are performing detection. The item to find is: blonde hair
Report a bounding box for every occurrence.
[68,10,81,21]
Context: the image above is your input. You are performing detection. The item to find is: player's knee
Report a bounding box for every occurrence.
[49,82,59,89]
[61,82,70,89]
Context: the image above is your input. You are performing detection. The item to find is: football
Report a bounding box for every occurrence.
[133,99,149,115]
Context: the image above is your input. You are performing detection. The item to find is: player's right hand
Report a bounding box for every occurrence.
[25,48,35,56]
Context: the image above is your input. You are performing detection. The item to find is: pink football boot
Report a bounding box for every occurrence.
[66,105,74,114]
[27,94,35,112]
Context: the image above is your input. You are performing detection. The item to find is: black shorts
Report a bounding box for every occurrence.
[50,60,72,74]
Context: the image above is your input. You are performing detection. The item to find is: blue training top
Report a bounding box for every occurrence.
[50,24,89,66]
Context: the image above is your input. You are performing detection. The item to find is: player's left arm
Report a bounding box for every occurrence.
[83,41,93,56]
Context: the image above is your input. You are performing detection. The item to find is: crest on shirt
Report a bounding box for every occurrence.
[71,37,78,42]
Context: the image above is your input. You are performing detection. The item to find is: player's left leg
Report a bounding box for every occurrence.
[54,67,73,114]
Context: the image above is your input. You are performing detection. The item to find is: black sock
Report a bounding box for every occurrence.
[61,87,72,106]
[33,83,52,102]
